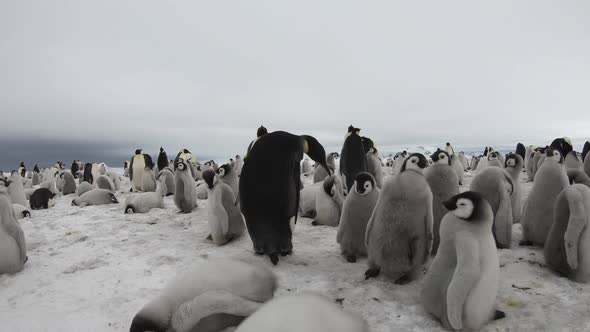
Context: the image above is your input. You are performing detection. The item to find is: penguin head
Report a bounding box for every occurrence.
[203,169,217,189]
[546,148,564,163]
[110,194,119,204]
[124,205,135,214]
[71,198,79,206]
[329,152,340,159]
[257,125,268,137]
[135,149,142,155]
[354,172,375,195]
[20,162,25,167]
[22,210,31,218]
[488,152,499,161]
[505,153,517,167]
[217,164,231,178]
[361,136,374,153]
[0,179,11,187]
[300,135,331,176]
[401,153,428,173]
[431,149,451,166]
[175,159,187,171]
[443,191,488,222]
[322,175,337,197]
[129,313,166,332]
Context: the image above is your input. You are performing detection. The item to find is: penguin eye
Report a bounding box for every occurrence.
[364,182,370,189]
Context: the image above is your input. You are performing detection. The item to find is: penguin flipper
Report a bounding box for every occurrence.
[563,186,588,270]
[170,290,262,332]
[447,237,480,330]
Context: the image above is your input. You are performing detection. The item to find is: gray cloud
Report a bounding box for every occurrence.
[1,1,589,169]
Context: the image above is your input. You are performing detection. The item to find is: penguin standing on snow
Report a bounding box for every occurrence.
[157,147,168,172]
[71,161,79,179]
[129,149,154,192]
[0,188,27,274]
[516,143,526,161]
[203,169,245,245]
[582,141,590,163]
[18,162,26,178]
[340,125,368,192]
[83,163,94,184]
[240,131,330,265]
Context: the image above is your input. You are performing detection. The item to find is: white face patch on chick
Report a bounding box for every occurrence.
[452,198,474,219]
[435,153,448,165]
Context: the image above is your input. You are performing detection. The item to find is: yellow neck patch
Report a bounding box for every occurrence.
[303,140,309,154]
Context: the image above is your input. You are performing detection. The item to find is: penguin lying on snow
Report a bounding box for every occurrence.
[72,189,118,207]
[124,182,165,214]
[421,191,505,331]
[13,204,31,219]
[30,188,57,210]
[0,188,27,274]
[203,169,244,246]
[299,175,345,218]
[130,259,276,332]
[235,293,369,332]
[311,175,344,227]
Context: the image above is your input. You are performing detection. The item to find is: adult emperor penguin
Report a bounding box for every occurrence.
[366,146,384,189]
[0,188,27,274]
[582,141,590,163]
[424,149,459,255]
[124,182,165,214]
[157,167,175,196]
[312,175,344,227]
[313,152,338,184]
[504,153,524,223]
[203,169,245,245]
[340,125,368,192]
[365,153,433,283]
[174,159,198,213]
[450,154,464,185]
[72,189,118,207]
[516,142,526,161]
[18,162,26,178]
[130,259,277,332]
[525,145,536,182]
[157,147,168,172]
[71,160,79,179]
[130,149,154,192]
[235,293,369,332]
[240,130,330,264]
[445,142,455,156]
[83,162,94,184]
[246,125,269,158]
[8,172,27,207]
[544,184,590,283]
[61,171,77,195]
[470,166,514,248]
[521,148,569,246]
[421,191,504,331]
[337,172,380,262]
[217,163,239,198]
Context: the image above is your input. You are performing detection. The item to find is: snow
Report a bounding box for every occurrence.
[2,167,590,331]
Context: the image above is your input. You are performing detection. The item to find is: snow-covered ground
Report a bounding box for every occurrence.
[2,167,590,331]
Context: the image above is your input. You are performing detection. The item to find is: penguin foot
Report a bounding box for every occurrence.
[346,255,357,263]
[519,240,534,247]
[394,275,411,285]
[269,253,279,265]
[206,234,212,241]
[494,310,506,320]
[364,268,380,280]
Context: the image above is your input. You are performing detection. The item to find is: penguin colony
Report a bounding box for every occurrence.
[3,132,590,331]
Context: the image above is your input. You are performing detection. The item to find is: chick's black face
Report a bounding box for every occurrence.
[203,169,216,189]
[354,172,375,195]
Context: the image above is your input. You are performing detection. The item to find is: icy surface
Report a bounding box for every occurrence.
[1,168,590,331]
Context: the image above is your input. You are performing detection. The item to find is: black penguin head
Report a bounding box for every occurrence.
[110,194,118,204]
[488,152,499,161]
[431,149,451,166]
[546,148,564,163]
[135,149,142,155]
[443,191,487,222]
[329,152,340,159]
[217,164,232,178]
[202,169,217,189]
[361,137,375,153]
[129,314,166,332]
[550,137,573,157]
[401,153,428,173]
[175,159,187,171]
[257,125,268,137]
[322,175,336,197]
[446,142,450,146]
[20,162,25,167]
[124,161,128,168]
[22,210,31,218]
[235,155,241,159]
[71,199,79,206]
[0,179,11,187]
[354,172,375,195]
[505,153,518,168]
[301,135,330,176]
[159,147,164,153]
[124,205,135,214]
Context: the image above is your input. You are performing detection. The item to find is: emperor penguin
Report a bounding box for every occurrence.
[532,147,547,180]
[129,259,277,332]
[174,159,198,213]
[301,157,313,176]
[18,162,26,178]
[450,154,464,185]
[364,153,433,283]
[98,163,107,175]
[96,174,116,193]
[130,149,154,192]
[521,148,569,246]
[71,160,79,179]
[72,189,118,207]
[235,293,369,332]
[366,146,384,189]
[582,141,590,163]
[544,184,590,283]
[91,163,100,183]
[240,130,330,264]
[217,163,239,199]
[30,188,57,210]
[123,161,129,177]
[340,125,368,192]
[203,169,245,245]
[479,151,503,172]
[157,167,175,196]
[445,142,455,156]
[0,188,27,274]
[234,155,244,176]
[504,153,524,223]
[76,181,93,196]
[106,170,121,191]
[299,175,345,218]
[550,137,574,157]
[246,125,269,158]
[312,175,344,227]
[458,151,469,171]
[8,172,27,207]
[421,191,504,331]
[83,162,94,184]
[471,156,481,171]
[61,171,77,195]
[337,172,380,262]
[313,152,338,183]
[13,203,31,220]
[142,167,157,192]
[124,182,165,214]
[525,145,536,182]
[565,151,583,172]
[424,149,459,255]
[470,167,514,248]
[157,147,169,172]
[391,151,408,175]
[32,165,41,186]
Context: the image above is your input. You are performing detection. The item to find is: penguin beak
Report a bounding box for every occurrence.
[443,199,456,211]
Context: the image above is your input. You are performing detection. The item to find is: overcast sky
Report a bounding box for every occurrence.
[1,1,589,169]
